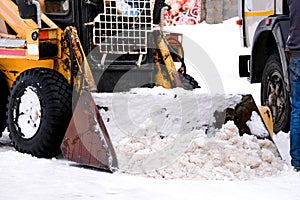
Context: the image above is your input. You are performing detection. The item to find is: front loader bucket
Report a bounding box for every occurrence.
[61,91,118,172]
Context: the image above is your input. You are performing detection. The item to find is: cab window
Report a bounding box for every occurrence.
[44,0,70,15]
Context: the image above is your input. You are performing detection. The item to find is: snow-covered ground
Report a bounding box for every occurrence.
[1,17,300,199]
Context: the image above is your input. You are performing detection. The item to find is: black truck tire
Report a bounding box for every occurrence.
[6,68,72,158]
[261,53,290,133]
[0,72,9,134]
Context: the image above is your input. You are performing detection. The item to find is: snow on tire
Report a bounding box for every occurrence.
[6,68,72,158]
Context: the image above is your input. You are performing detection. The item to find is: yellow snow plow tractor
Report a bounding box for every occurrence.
[0,0,274,172]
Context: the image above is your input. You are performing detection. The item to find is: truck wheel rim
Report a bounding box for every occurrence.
[14,86,41,139]
[266,71,286,126]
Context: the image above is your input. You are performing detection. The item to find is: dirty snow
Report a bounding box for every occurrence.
[114,121,283,180]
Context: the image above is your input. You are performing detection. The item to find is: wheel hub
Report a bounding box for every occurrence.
[266,72,285,125]
[14,86,41,139]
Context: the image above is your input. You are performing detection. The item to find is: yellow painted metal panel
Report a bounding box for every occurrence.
[244,10,274,17]
[0,58,54,87]
[258,106,274,138]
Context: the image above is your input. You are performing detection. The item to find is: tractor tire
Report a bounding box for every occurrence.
[261,53,290,133]
[6,68,72,158]
[179,73,200,90]
[0,72,9,134]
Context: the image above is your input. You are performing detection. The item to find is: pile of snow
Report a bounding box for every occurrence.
[93,88,284,180]
[114,121,283,180]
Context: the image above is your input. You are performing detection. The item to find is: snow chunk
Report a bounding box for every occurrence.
[246,111,269,138]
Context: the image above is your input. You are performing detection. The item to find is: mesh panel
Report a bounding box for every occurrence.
[93,0,153,54]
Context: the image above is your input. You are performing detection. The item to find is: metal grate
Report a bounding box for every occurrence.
[93,0,153,54]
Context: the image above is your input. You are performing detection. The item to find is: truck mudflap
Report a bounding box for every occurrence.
[61,91,118,172]
[239,55,250,77]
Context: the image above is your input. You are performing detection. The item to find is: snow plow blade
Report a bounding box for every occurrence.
[61,91,118,172]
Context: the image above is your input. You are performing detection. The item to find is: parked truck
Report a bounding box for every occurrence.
[238,0,290,133]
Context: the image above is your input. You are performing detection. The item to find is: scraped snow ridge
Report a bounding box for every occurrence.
[92,87,284,180]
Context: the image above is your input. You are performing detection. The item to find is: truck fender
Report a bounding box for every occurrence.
[272,22,290,92]
[250,17,290,89]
